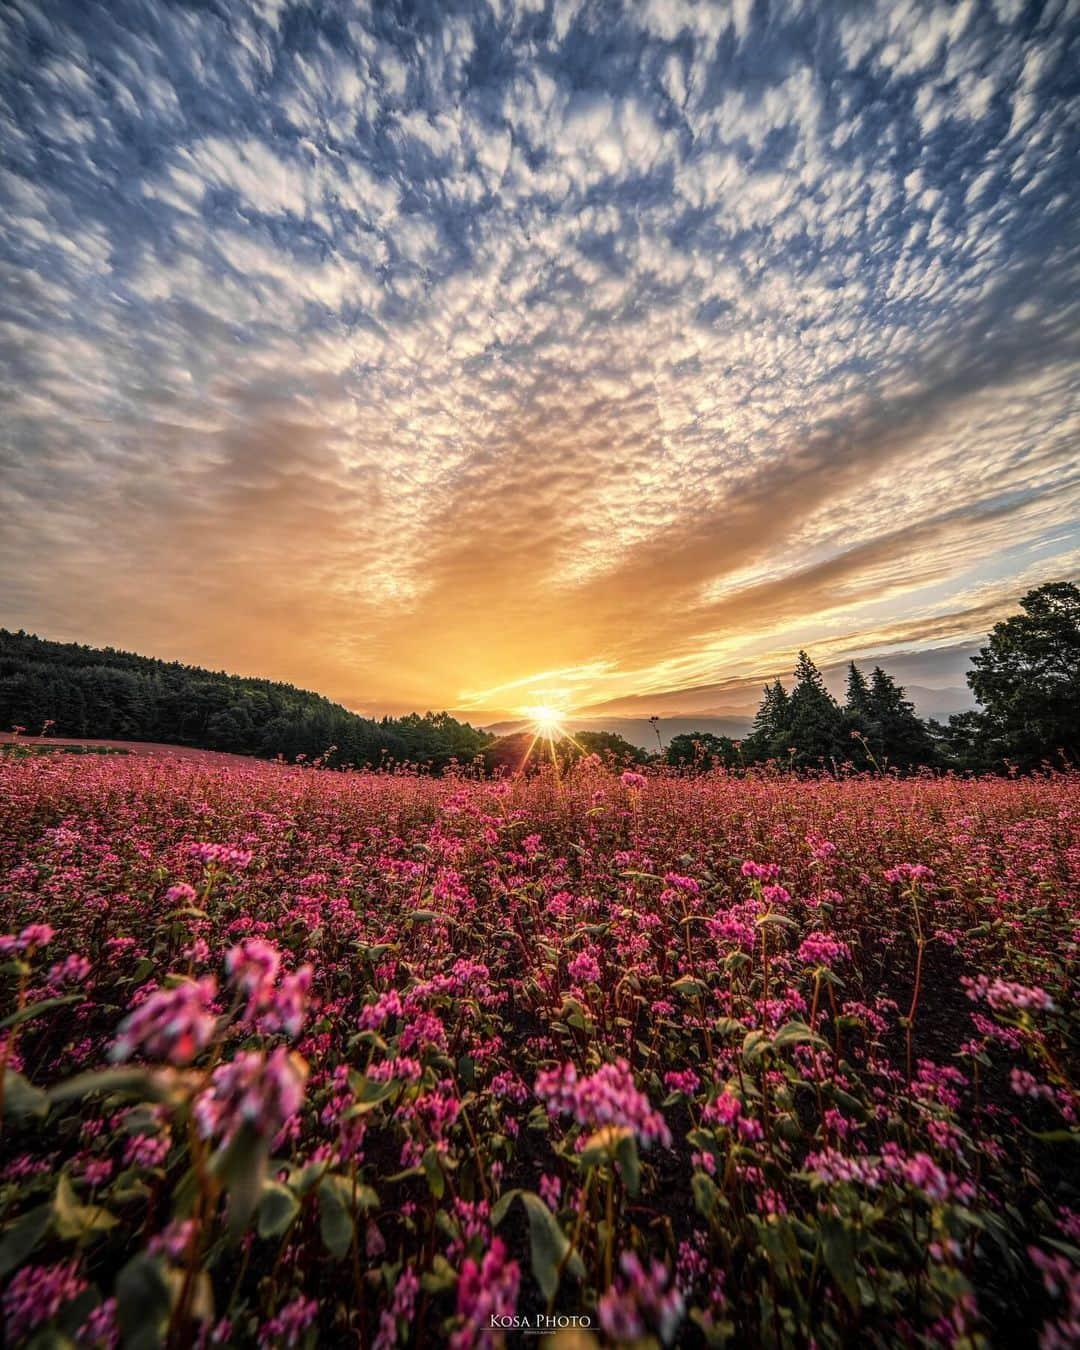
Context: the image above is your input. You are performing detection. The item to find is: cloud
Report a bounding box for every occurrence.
[0,0,1076,716]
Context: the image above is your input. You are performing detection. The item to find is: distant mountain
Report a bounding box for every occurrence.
[898,684,978,720]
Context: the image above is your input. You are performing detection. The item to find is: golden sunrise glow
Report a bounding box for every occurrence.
[523,704,566,736]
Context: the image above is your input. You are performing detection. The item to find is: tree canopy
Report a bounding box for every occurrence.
[965,581,1080,768]
[0,630,491,770]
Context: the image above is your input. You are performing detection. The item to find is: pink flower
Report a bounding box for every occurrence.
[598,1251,684,1346]
[567,949,601,984]
[535,1059,671,1148]
[962,975,1055,1013]
[47,953,93,986]
[539,1173,562,1209]
[741,861,780,882]
[450,1238,520,1350]
[111,976,218,1065]
[664,873,700,894]
[883,863,934,885]
[621,771,647,789]
[3,1260,87,1342]
[195,1047,308,1145]
[189,842,253,869]
[226,938,281,1008]
[259,966,313,1039]
[0,923,55,954]
[359,989,403,1031]
[259,1296,318,1348]
[798,932,851,967]
[77,1296,119,1349]
[373,1269,418,1350]
[663,1069,701,1096]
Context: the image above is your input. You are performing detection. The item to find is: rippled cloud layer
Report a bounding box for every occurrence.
[1,0,1077,717]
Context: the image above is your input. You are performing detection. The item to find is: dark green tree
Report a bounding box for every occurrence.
[744,680,791,761]
[844,662,871,716]
[965,581,1080,768]
[866,667,937,770]
[666,732,740,770]
[786,652,843,767]
[570,730,647,766]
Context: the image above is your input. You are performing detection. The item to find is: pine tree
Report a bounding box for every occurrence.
[745,680,791,761]
[787,652,843,767]
[867,667,936,769]
[844,662,871,715]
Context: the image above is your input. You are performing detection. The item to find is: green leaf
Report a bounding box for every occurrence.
[257,1180,299,1239]
[521,1192,584,1303]
[0,1203,53,1278]
[755,912,798,929]
[742,1029,770,1064]
[772,1020,827,1050]
[671,975,708,998]
[821,1216,859,1310]
[211,1123,269,1237]
[0,994,81,1030]
[116,1252,172,1350]
[422,1145,446,1200]
[494,1192,583,1302]
[692,1171,718,1219]
[318,1175,355,1260]
[48,1067,172,1106]
[578,1124,630,1170]
[53,1174,117,1242]
[615,1131,641,1198]
[421,1254,458,1294]
[490,1188,523,1227]
[3,1068,48,1119]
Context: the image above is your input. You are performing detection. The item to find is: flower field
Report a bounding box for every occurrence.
[0,754,1077,1349]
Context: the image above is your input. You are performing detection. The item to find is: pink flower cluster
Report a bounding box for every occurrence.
[598,1251,685,1345]
[226,938,312,1037]
[450,1238,520,1350]
[741,861,780,881]
[702,1089,763,1143]
[797,931,851,967]
[963,974,1056,1013]
[258,1296,318,1348]
[111,976,217,1065]
[194,1047,308,1144]
[535,1058,671,1148]
[188,842,253,869]
[883,863,935,885]
[0,923,55,953]
[3,1260,86,1342]
[567,949,601,984]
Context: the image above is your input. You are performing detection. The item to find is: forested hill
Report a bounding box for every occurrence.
[0,630,491,768]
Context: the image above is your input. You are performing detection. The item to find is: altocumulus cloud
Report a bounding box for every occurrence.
[0,0,1077,717]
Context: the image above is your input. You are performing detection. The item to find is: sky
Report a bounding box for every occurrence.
[1,0,1078,725]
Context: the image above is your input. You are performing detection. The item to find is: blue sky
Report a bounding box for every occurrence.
[1,0,1077,719]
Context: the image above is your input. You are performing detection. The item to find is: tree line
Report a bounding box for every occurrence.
[2,582,1076,775]
[0,630,492,770]
[664,582,1079,774]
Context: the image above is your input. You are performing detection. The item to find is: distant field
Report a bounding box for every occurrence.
[0,733,260,767]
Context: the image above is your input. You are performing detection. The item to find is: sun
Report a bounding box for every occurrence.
[523,704,566,737]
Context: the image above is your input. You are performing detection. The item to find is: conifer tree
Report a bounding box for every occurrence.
[787,652,843,766]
